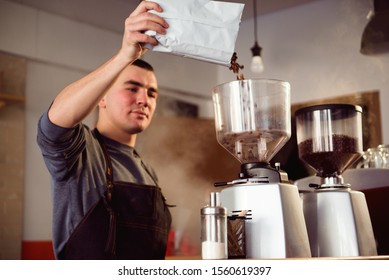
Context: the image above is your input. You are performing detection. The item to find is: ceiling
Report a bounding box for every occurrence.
[214,0,318,19]
[7,0,318,33]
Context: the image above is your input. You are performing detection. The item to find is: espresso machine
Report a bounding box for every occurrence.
[296,104,377,257]
[212,79,311,258]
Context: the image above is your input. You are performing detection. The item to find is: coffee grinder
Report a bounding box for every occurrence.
[212,79,311,258]
[296,104,377,257]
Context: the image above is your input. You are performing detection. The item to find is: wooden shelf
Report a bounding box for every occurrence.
[0,93,25,108]
[0,92,25,102]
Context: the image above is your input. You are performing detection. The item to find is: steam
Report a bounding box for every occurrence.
[137,116,239,255]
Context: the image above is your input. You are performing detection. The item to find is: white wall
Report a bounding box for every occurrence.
[1,0,388,243]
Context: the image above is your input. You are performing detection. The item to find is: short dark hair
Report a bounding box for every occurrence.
[132,59,154,72]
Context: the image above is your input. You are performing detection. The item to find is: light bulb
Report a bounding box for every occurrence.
[250,55,264,73]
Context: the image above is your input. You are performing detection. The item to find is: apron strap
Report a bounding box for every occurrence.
[94,128,114,202]
[93,128,116,258]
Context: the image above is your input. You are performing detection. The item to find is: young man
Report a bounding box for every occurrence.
[37,1,172,259]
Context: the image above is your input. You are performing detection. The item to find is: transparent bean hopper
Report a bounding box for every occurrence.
[212,79,311,258]
[296,104,377,257]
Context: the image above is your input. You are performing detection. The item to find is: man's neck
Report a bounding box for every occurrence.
[96,123,137,147]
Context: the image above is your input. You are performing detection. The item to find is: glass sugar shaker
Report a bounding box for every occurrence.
[201,192,227,259]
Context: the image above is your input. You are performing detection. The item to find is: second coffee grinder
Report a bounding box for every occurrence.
[296,104,377,257]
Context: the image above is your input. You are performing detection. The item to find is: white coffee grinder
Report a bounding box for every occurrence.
[212,79,311,258]
[295,104,377,257]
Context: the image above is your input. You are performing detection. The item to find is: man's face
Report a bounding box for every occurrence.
[99,64,158,134]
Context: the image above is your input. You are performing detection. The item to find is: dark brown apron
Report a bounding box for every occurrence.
[57,129,172,260]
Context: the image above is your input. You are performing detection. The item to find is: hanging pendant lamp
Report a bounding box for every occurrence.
[250,0,264,73]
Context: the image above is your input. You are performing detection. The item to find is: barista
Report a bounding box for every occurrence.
[37,0,172,259]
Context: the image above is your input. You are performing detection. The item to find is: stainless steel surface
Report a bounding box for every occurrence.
[201,192,228,259]
[201,192,227,241]
[220,182,311,258]
[301,189,377,257]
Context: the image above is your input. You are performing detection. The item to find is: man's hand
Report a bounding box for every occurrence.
[121,0,169,62]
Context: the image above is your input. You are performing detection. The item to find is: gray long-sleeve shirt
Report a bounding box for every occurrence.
[37,112,158,258]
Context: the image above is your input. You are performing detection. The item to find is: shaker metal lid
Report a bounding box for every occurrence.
[201,192,227,215]
[201,206,227,215]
